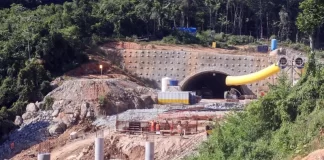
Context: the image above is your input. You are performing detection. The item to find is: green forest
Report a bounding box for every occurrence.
[1,0,324,159]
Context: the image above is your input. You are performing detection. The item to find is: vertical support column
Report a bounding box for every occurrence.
[95,138,104,160]
[38,140,50,160]
[37,153,50,160]
[145,142,154,160]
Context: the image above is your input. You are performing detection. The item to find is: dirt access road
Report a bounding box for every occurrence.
[51,129,113,160]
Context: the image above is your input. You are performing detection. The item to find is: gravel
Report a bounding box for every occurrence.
[203,102,245,110]
[93,109,167,128]
[0,110,54,160]
[154,101,246,111]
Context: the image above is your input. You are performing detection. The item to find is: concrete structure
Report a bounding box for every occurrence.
[95,138,104,160]
[119,48,306,98]
[37,153,50,160]
[145,142,154,160]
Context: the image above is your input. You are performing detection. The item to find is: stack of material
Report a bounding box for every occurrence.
[70,131,78,140]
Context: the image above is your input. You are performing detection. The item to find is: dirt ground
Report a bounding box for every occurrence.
[12,122,206,160]
[102,41,269,57]
[11,121,97,160]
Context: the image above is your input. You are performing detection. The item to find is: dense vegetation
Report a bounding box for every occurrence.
[0,1,323,156]
[189,1,324,159]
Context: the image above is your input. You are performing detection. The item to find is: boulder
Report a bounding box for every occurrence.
[140,95,155,108]
[52,100,64,110]
[70,131,78,140]
[35,101,44,110]
[14,116,23,126]
[26,103,38,112]
[74,109,80,119]
[48,122,67,135]
[132,97,145,109]
[61,116,71,128]
[86,109,94,118]
[52,109,60,117]
[151,95,158,103]
[22,112,36,120]
[80,102,89,120]
[50,77,63,89]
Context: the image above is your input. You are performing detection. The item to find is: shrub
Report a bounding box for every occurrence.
[43,96,54,110]
[289,43,310,52]
[175,31,199,44]
[315,50,324,59]
[98,95,106,106]
[162,35,179,44]
[214,32,226,42]
[270,35,277,40]
[40,81,52,97]
[227,35,254,45]
[196,30,215,46]
[8,101,28,117]
[162,30,199,44]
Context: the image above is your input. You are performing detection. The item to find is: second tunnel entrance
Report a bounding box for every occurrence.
[181,72,243,99]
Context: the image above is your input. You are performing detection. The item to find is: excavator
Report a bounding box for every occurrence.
[224,88,241,100]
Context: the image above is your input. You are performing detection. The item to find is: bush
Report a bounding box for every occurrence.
[162,35,179,44]
[196,30,215,46]
[315,50,324,59]
[0,106,17,142]
[162,30,199,44]
[289,43,310,52]
[43,96,54,110]
[227,35,254,45]
[98,95,106,106]
[40,81,52,97]
[270,35,277,40]
[8,101,28,117]
[214,32,226,42]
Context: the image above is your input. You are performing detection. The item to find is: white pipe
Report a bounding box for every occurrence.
[145,142,154,160]
[37,153,50,160]
[95,138,104,160]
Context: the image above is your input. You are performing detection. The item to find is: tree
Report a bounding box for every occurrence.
[296,0,324,51]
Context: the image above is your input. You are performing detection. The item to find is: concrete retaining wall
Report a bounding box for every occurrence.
[119,49,304,95]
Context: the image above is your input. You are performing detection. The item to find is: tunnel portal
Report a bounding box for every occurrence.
[182,72,243,99]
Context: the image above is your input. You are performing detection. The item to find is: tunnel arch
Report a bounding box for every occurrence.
[180,69,246,99]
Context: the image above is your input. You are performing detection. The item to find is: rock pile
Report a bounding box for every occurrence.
[0,78,158,159]
[46,79,157,127]
[0,106,52,160]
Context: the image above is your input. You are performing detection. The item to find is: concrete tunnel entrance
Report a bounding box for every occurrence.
[182,72,244,99]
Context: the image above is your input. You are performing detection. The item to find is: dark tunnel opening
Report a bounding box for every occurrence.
[182,72,244,99]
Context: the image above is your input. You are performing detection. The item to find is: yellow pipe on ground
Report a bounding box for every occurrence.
[225,64,280,86]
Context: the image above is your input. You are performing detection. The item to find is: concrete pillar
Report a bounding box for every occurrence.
[145,142,154,160]
[37,153,50,160]
[95,138,104,160]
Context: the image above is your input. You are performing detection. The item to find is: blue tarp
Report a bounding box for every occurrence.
[176,27,197,35]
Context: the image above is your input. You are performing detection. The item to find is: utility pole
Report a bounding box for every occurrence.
[291,57,294,85]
